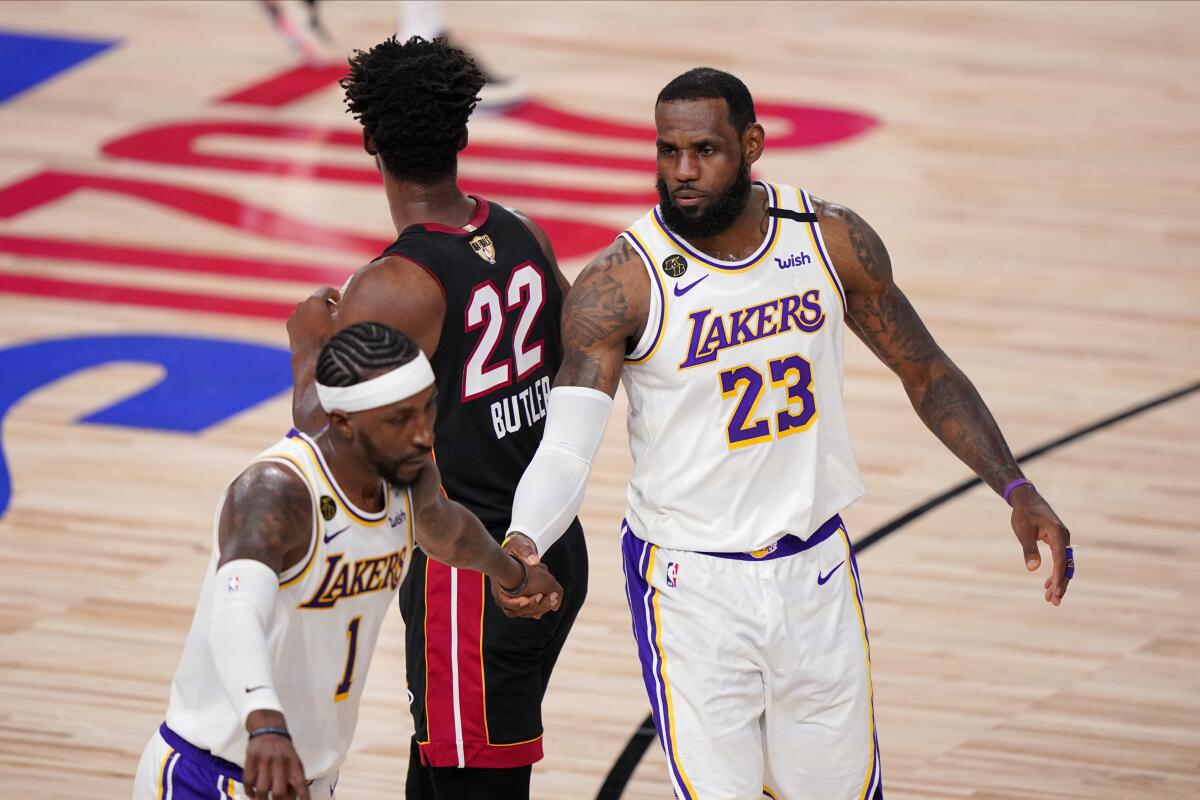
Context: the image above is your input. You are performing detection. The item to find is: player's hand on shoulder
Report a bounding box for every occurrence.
[1007,485,1072,606]
[287,285,340,356]
[243,711,310,800]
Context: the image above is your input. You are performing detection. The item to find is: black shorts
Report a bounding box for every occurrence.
[399,519,587,768]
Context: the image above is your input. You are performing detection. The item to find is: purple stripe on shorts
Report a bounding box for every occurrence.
[701,514,844,561]
[159,723,244,779]
[620,521,693,800]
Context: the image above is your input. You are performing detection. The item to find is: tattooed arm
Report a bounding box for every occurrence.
[815,197,1072,605]
[410,458,562,618]
[215,463,315,799]
[494,236,650,596]
[555,236,651,395]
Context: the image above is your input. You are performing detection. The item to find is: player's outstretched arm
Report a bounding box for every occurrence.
[410,459,562,618]
[216,463,315,798]
[500,237,650,581]
[815,197,1072,606]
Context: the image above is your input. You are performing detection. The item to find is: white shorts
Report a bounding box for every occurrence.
[620,515,883,800]
[133,724,339,799]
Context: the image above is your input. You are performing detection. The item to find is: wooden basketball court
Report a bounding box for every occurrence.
[0,2,1196,797]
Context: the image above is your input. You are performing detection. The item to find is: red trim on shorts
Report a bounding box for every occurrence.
[418,562,544,768]
[422,559,456,749]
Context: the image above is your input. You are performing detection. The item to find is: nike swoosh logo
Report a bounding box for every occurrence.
[673,275,709,297]
[817,560,845,585]
[323,526,350,544]
[245,685,270,693]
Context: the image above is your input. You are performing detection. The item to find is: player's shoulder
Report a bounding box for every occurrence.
[228,456,313,509]
[344,252,445,300]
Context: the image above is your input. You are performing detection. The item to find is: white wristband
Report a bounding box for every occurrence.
[209,559,284,725]
[507,386,613,554]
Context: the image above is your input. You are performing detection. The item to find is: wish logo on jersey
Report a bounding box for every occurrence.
[679,289,826,369]
[299,551,407,609]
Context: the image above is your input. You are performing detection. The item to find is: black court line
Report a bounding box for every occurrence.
[595,379,1200,800]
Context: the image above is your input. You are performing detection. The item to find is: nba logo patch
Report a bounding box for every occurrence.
[226,575,240,592]
[665,561,679,588]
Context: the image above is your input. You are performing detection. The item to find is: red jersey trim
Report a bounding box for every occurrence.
[420,196,491,234]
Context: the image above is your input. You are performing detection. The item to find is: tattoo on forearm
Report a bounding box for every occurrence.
[814,197,1018,493]
[916,364,1019,493]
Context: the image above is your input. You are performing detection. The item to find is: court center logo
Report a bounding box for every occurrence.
[469,234,496,264]
[320,495,337,521]
[661,254,688,278]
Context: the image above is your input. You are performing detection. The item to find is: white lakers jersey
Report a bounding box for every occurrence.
[164,430,414,778]
[620,182,865,553]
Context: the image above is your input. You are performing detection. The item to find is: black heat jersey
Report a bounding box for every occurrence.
[382,197,564,534]
[388,197,588,774]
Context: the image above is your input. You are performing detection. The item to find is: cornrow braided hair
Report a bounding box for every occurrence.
[316,322,420,388]
[341,35,485,183]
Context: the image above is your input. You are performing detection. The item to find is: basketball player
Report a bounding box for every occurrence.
[133,323,560,800]
[286,36,586,800]
[503,68,1076,799]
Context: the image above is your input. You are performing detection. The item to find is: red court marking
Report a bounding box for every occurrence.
[102,122,656,205]
[0,273,293,319]
[0,170,388,254]
[219,63,348,107]
[104,121,652,175]
[0,233,353,284]
[218,66,877,149]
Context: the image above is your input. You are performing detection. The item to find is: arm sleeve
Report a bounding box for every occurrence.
[506,386,614,554]
[208,559,285,726]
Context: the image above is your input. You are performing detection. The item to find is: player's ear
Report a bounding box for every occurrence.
[456,129,469,152]
[743,122,765,166]
[363,131,377,156]
[328,410,355,441]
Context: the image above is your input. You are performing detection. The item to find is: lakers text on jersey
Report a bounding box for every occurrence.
[620,182,866,553]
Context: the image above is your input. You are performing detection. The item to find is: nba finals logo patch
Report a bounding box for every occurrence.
[320,496,337,521]
[665,561,679,588]
[469,234,496,264]
[661,254,687,278]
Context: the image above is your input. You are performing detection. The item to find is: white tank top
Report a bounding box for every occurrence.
[164,430,414,778]
[620,182,864,552]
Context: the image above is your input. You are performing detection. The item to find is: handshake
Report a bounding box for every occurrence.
[489,532,561,619]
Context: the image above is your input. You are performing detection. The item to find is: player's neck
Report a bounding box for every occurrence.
[315,432,385,513]
[678,184,769,262]
[383,173,477,234]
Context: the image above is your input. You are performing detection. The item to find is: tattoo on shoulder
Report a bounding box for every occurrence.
[219,462,313,570]
[814,197,892,283]
[557,238,643,390]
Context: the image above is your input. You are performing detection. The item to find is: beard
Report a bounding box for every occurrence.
[656,158,752,240]
[358,429,415,490]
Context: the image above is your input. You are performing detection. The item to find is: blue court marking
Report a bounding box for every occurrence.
[0,30,118,104]
[0,334,293,519]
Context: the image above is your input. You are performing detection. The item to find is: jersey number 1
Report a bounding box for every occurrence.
[719,353,817,449]
[463,263,546,401]
[334,615,362,702]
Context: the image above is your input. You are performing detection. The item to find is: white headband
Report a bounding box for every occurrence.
[316,353,436,413]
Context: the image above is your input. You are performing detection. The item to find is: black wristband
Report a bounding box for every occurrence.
[248,726,291,741]
[498,555,529,596]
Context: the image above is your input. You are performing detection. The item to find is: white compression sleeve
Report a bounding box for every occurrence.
[507,386,613,554]
[209,559,284,725]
